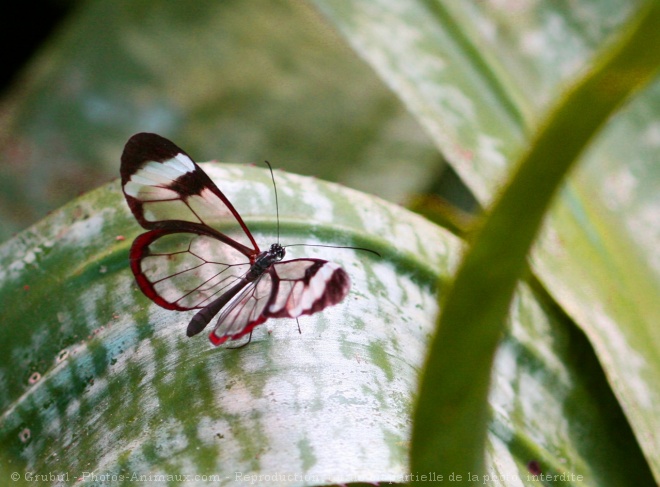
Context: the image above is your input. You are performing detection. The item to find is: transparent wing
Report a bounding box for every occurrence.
[266,259,350,318]
[208,258,351,346]
[121,132,259,256]
[209,272,274,345]
[131,228,252,311]
[121,132,264,313]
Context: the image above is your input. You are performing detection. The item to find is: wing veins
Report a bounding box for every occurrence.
[199,264,255,302]
[145,253,247,288]
[158,264,249,307]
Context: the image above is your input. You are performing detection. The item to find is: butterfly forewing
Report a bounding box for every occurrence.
[121,133,259,256]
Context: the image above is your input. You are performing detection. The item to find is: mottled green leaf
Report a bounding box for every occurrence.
[0,165,458,483]
[1,165,653,485]
[314,0,660,480]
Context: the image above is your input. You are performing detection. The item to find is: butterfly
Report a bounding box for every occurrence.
[120,133,351,346]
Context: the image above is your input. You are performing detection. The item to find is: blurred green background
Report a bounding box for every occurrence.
[0,0,478,245]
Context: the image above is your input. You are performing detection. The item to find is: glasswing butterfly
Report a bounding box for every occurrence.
[121,133,351,346]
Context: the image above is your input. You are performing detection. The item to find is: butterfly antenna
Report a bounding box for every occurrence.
[284,243,381,258]
[264,161,280,243]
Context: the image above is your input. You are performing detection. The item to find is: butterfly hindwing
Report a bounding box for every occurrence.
[266,259,350,318]
[208,272,274,345]
[209,259,350,345]
[130,228,252,311]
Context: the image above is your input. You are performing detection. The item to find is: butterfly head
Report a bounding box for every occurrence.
[269,243,285,261]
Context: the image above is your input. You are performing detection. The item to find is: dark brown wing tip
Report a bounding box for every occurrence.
[120,133,190,183]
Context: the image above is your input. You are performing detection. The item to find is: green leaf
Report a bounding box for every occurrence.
[0,165,459,482]
[315,0,660,481]
[411,1,660,482]
[1,166,654,485]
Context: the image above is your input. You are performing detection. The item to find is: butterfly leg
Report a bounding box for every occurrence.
[296,317,302,335]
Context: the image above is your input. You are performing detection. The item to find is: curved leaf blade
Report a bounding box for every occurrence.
[0,164,460,483]
[411,1,660,480]
[1,163,655,485]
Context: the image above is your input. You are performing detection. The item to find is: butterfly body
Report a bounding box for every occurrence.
[250,243,286,278]
[186,243,285,338]
[120,133,350,346]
